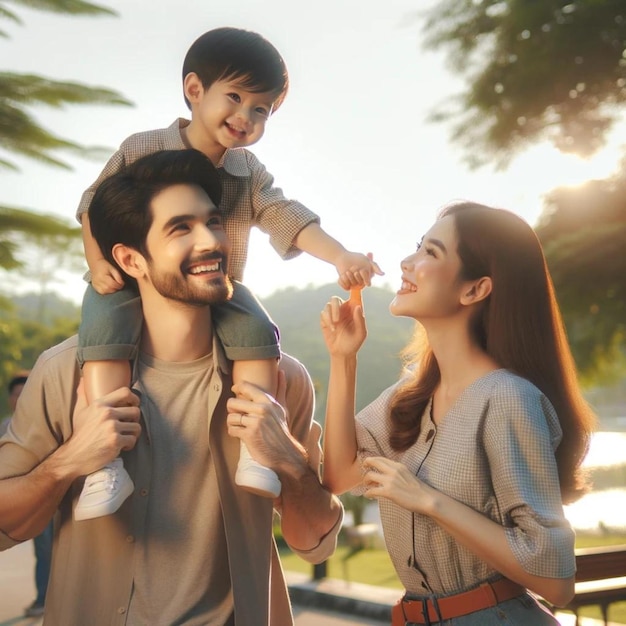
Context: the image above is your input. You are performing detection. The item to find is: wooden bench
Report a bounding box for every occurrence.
[550,544,626,626]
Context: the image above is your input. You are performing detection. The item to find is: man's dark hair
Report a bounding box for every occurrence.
[88,149,222,283]
[182,27,289,111]
[8,374,28,393]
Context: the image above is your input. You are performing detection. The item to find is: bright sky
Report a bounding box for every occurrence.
[2,0,623,305]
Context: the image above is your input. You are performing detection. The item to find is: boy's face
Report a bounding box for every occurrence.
[186,75,276,152]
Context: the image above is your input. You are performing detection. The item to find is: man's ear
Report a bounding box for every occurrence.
[460,276,492,305]
[183,72,203,104]
[112,243,147,279]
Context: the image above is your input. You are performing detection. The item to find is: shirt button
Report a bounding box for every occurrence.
[425,429,435,442]
[213,384,220,392]
[126,535,135,543]
[117,607,126,614]
[140,488,149,496]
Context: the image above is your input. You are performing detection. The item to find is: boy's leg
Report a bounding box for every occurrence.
[212,282,282,498]
[75,284,141,520]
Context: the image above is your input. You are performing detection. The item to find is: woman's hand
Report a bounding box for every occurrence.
[362,456,438,515]
[320,289,367,357]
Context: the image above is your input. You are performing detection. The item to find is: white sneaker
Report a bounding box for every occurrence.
[235,441,281,498]
[74,457,134,521]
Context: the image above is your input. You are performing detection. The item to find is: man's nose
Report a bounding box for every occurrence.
[195,226,223,250]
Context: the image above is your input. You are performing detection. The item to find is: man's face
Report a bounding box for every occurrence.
[142,183,232,306]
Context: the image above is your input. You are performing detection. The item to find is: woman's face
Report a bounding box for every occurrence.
[390,215,466,321]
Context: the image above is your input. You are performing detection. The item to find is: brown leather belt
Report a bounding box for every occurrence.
[391,578,525,625]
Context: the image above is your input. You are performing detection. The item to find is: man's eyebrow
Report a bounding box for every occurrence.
[425,237,447,253]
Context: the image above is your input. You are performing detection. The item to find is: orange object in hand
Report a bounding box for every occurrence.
[350,286,363,306]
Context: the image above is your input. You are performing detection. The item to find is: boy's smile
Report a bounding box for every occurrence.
[184,75,276,163]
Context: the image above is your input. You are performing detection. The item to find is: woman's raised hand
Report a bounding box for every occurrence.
[320,287,367,357]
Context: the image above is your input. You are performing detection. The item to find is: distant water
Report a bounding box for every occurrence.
[563,431,626,532]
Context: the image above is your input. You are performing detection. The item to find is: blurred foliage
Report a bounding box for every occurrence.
[0,292,79,412]
[418,0,626,384]
[536,162,626,384]
[0,0,131,273]
[420,0,626,169]
[0,0,131,172]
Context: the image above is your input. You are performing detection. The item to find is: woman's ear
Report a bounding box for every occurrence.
[460,276,492,305]
[183,72,203,104]
[112,244,146,279]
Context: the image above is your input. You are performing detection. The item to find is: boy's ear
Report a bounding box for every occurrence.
[460,276,492,306]
[183,72,203,103]
[112,244,147,279]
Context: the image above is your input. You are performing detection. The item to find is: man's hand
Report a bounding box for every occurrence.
[62,383,141,479]
[90,258,126,295]
[226,375,307,475]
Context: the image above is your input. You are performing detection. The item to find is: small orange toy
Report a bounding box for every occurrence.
[350,286,363,306]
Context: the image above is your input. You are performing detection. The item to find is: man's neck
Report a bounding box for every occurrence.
[139,292,214,362]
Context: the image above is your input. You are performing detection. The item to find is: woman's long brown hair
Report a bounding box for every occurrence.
[389,202,596,504]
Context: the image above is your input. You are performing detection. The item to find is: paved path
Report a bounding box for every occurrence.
[0,540,616,625]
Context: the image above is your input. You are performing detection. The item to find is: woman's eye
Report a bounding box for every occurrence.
[425,246,436,257]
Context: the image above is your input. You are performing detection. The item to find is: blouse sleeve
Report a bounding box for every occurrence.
[483,379,576,578]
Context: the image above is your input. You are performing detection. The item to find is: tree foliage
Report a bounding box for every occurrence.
[421,0,626,168]
[420,0,626,384]
[536,165,626,383]
[0,0,131,271]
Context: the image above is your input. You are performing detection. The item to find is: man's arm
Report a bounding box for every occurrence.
[0,386,141,542]
[226,361,343,563]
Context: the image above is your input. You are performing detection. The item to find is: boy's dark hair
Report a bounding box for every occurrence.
[182,27,289,111]
[88,149,222,284]
[8,374,28,393]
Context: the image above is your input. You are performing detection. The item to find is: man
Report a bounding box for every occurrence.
[0,149,343,625]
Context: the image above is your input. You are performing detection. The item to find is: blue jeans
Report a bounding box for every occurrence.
[33,521,53,605]
[413,594,559,625]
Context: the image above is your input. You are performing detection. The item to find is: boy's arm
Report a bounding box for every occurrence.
[81,213,125,294]
[295,223,383,289]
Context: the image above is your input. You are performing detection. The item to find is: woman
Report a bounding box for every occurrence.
[320,201,596,625]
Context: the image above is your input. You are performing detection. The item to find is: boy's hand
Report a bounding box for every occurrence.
[335,251,384,291]
[91,258,126,294]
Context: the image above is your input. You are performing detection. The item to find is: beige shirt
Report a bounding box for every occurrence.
[0,336,341,625]
[75,119,320,282]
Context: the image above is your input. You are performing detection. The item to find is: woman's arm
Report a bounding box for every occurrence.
[320,293,368,493]
[362,448,575,608]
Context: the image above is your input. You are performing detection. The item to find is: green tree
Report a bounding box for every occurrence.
[419,0,626,383]
[420,0,626,169]
[536,165,626,384]
[0,0,131,269]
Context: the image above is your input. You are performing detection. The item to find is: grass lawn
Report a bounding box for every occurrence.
[279,529,626,624]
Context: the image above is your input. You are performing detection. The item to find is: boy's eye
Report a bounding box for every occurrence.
[227,92,241,103]
[255,106,270,118]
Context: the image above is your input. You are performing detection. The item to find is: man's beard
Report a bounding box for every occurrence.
[148,262,233,306]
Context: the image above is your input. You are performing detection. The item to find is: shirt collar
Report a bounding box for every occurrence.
[170,118,250,178]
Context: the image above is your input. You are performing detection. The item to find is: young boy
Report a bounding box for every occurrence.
[75,26,382,521]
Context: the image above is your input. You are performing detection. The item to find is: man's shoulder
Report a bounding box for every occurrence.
[31,335,79,376]
[38,334,78,363]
